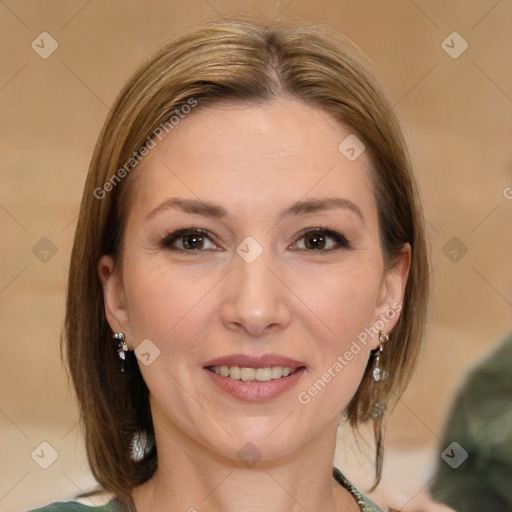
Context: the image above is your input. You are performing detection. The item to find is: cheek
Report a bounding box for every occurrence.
[293,261,381,396]
[122,257,217,346]
[293,260,382,346]
[123,252,383,356]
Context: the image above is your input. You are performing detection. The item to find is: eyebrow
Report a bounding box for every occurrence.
[145,196,364,222]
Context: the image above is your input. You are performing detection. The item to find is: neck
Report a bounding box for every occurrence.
[131,418,359,512]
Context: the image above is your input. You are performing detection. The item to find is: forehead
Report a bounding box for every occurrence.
[126,99,377,224]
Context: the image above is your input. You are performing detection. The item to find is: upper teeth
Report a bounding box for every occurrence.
[211,366,297,381]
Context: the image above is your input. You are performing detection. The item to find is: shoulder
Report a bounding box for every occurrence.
[475,330,512,378]
[26,500,121,512]
[452,331,512,420]
[333,467,384,512]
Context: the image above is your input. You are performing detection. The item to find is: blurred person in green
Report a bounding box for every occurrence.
[431,330,512,511]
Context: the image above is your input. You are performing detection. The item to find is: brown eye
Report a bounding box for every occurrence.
[182,233,204,250]
[304,232,327,250]
[292,228,351,252]
[160,228,217,251]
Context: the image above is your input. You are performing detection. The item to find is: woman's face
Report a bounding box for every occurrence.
[100,99,409,464]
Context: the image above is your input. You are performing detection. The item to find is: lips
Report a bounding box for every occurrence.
[202,353,306,402]
[202,354,306,369]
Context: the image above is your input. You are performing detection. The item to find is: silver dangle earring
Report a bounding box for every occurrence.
[372,330,389,382]
[371,330,389,421]
[113,332,129,373]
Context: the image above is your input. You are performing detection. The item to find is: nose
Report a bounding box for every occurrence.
[220,250,291,337]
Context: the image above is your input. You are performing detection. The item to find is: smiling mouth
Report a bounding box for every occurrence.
[207,365,303,382]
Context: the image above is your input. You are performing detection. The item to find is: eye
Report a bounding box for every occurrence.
[291,227,351,252]
[160,228,218,252]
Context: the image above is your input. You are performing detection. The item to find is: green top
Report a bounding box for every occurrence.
[431,331,512,512]
[28,467,383,511]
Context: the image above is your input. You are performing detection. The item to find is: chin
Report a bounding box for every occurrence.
[203,421,308,466]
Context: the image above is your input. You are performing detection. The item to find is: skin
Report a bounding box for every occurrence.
[371,487,456,512]
[99,98,410,512]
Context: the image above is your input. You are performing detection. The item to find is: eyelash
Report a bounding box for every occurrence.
[159,226,351,254]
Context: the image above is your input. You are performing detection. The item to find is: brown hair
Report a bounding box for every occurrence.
[64,16,429,503]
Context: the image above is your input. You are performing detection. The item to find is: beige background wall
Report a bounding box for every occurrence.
[1,1,511,510]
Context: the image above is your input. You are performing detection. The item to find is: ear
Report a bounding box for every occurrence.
[98,254,132,348]
[371,243,411,349]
